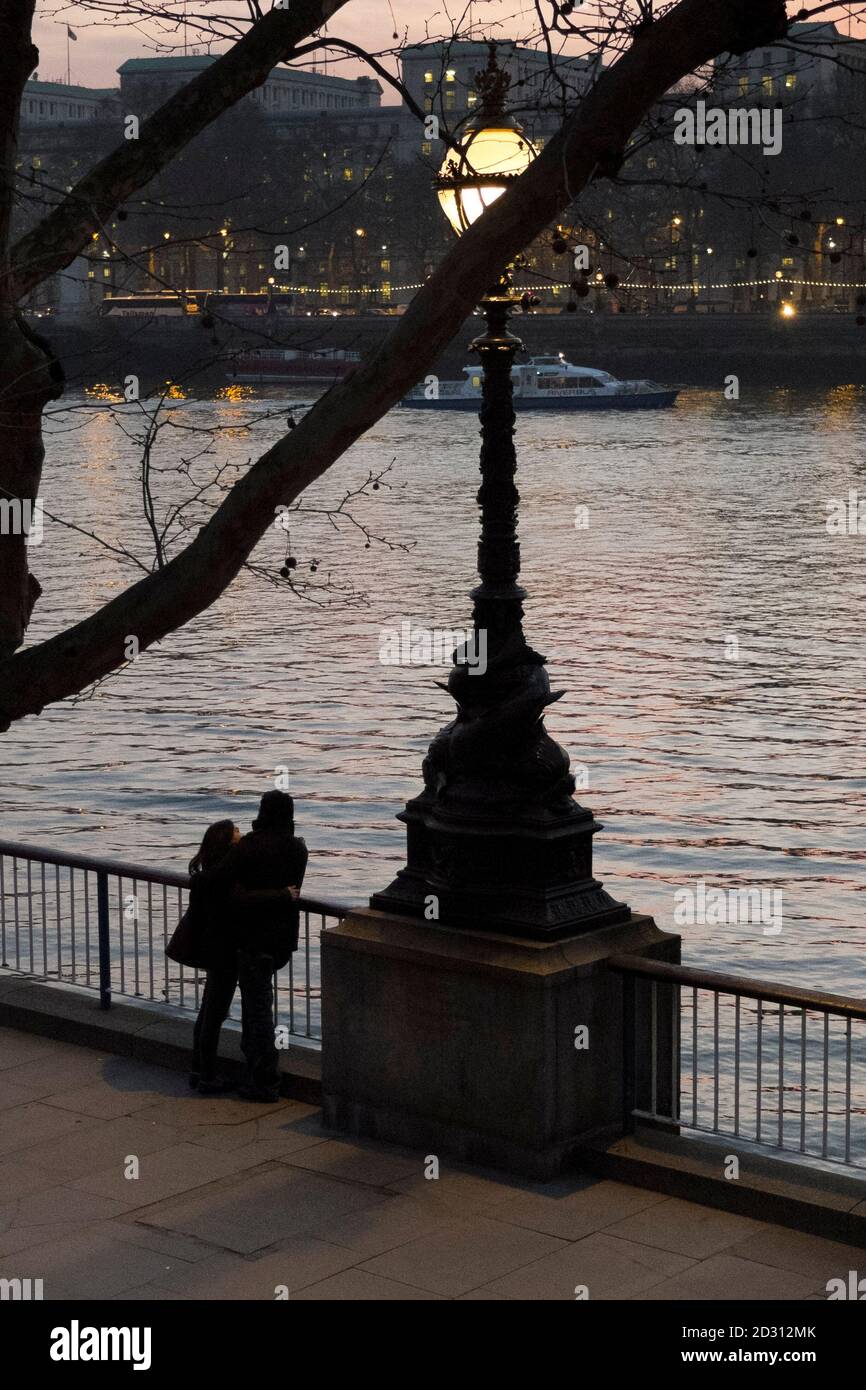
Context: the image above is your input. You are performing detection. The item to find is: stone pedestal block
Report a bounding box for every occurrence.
[322,906,680,1180]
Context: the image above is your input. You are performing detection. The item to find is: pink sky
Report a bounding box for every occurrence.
[31,1,865,95]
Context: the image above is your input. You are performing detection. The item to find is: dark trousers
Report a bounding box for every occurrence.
[238,950,279,1094]
[191,960,238,1081]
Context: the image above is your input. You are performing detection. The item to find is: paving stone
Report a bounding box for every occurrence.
[482,1231,696,1300]
[0,1102,103,1157]
[0,1230,196,1300]
[110,1285,192,1300]
[487,1178,669,1241]
[386,1166,538,1216]
[291,1267,448,1300]
[138,1164,393,1254]
[0,1027,69,1068]
[629,1252,821,1301]
[278,1139,423,1188]
[103,1219,219,1263]
[69,1142,270,1208]
[152,1237,360,1298]
[4,1049,112,1093]
[0,1155,67,1204]
[727,1227,866,1283]
[358,1216,567,1297]
[604,1197,768,1258]
[0,1075,44,1109]
[309,1194,459,1257]
[132,1094,301,1128]
[24,1115,182,1181]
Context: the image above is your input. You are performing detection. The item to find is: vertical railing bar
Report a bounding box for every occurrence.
[671,981,681,1123]
[305,910,312,1038]
[26,860,34,973]
[83,870,91,987]
[162,884,169,1003]
[13,857,20,970]
[97,870,111,1009]
[117,877,125,994]
[54,864,61,980]
[41,861,48,979]
[778,1003,785,1150]
[800,1008,807,1154]
[175,887,184,1009]
[692,986,698,1127]
[712,991,720,1131]
[147,882,154,1001]
[132,878,141,997]
[756,998,763,1144]
[0,855,6,968]
[650,980,658,1119]
[289,919,296,1036]
[844,1017,852,1165]
[69,865,76,982]
[26,861,34,973]
[622,970,636,1135]
[822,1011,830,1159]
[734,994,741,1136]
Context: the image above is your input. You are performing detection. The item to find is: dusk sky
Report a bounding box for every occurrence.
[32,2,865,95]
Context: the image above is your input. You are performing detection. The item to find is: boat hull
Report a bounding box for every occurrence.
[401,390,678,411]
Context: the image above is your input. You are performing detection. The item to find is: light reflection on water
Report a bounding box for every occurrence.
[5,384,866,996]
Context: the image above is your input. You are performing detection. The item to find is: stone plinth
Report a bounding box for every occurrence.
[322,906,680,1180]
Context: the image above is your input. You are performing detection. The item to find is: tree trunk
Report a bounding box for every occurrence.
[0,315,62,654]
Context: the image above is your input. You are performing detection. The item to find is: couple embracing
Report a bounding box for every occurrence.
[174,790,307,1102]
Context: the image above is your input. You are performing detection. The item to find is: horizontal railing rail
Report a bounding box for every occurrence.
[610,953,866,1172]
[0,837,351,1047]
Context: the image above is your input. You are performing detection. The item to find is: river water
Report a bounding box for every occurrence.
[6,382,866,998]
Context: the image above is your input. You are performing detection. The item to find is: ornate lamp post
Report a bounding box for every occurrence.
[372,47,630,940]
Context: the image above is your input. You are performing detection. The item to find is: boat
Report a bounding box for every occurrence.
[226,348,360,384]
[401,355,678,410]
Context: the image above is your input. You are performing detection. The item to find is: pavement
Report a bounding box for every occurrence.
[0,1025,864,1301]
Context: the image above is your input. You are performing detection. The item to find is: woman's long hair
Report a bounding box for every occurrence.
[189,819,236,876]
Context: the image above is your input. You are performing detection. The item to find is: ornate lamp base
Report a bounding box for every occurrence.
[372,291,629,941]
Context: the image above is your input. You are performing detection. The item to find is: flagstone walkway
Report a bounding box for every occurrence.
[0,1027,862,1301]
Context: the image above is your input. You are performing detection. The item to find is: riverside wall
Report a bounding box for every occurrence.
[42,309,866,394]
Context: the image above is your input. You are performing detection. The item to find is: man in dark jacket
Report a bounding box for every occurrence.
[229,790,308,1101]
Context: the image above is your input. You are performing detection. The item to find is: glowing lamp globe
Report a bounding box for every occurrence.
[436,122,536,235]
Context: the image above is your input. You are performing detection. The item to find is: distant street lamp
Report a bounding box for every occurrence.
[373,43,630,938]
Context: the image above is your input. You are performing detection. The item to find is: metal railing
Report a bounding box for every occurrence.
[610,954,866,1172]
[0,838,349,1048]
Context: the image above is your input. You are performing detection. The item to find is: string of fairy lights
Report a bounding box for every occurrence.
[265,277,866,294]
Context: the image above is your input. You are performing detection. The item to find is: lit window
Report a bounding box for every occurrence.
[421,141,432,156]
[445,69,456,83]
[738,76,749,96]
[343,167,353,181]
[381,258,390,271]
[762,75,774,98]
[467,90,477,106]
[444,90,455,111]
[785,73,796,89]
[381,282,392,300]
[424,71,433,83]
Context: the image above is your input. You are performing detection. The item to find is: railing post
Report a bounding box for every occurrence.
[622,970,636,1135]
[97,870,111,1010]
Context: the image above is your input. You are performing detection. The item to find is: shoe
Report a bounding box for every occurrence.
[197,1075,231,1095]
[238,1084,280,1103]
[188,1072,200,1089]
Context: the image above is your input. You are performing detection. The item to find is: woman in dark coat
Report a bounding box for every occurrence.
[188,819,241,1093]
